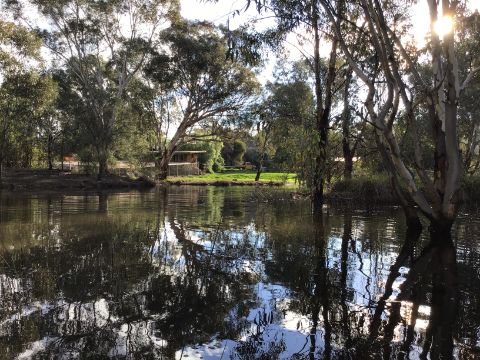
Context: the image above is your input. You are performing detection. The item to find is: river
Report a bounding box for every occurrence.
[0,186,478,359]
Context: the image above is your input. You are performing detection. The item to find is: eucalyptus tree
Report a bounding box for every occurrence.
[16,0,179,178]
[234,0,345,210]
[146,21,259,180]
[268,0,344,210]
[340,70,367,180]
[319,0,476,236]
[0,72,57,171]
[260,63,316,184]
[0,19,44,177]
[456,9,480,175]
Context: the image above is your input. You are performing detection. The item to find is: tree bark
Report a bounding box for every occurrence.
[422,224,457,359]
[97,145,109,179]
[47,133,53,171]
[255,158,263,182]
[311,0,339,213]
[341,70,354,179]
[158,149,171,180]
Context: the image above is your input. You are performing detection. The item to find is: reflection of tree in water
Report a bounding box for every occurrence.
[1,189,479,358]
[0,193,269,359]
[239,205,471,359]
[345,225,459,359]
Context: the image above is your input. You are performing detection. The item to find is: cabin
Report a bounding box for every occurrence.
[168,150,206,176]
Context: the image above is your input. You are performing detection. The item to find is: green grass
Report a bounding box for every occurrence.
[167,171,297,184]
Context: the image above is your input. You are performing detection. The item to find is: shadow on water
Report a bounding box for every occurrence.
[0,187,478,359]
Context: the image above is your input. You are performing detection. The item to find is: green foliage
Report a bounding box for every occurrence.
[180,140,225,173]
[23,0,179,176]
[463,176,480,205]
[329,174,395,204]
[258,60,318,185]
[232,140,247,166]
[0,19,42,72]
[0,71,57,168]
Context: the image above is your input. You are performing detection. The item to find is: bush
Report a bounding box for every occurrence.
[463,176,480,205]
[329,175,396,204]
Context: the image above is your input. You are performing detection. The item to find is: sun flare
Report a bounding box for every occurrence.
[434,15,453,38]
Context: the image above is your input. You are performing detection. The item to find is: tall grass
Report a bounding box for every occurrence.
[328,175,396,204]
[463,176,480,206]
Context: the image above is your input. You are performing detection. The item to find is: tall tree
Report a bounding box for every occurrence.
[146,21,259,180]
[319,0,473,235]
[0,19,43,177]
[18,0,179,178]
[0,72,57,172]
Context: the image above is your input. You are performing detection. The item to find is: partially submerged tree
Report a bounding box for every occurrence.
[319,0,474,237]
[147,21,259,180]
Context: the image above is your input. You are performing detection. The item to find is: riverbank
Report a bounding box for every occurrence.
[3,169,479,207]
[0,169,156,192]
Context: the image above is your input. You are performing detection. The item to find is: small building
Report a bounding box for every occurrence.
[168,150,206,176]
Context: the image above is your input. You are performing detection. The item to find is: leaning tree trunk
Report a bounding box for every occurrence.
[255,157,263,182]
[157,149,172,180]
[375,132,422,230]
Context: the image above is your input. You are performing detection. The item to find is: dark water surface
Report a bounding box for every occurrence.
[0,187,479,359]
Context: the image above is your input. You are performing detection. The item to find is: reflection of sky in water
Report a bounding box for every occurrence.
[177,283,323,360]
[0,188,479,358]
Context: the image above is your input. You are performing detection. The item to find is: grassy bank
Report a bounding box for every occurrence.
[167,171,297,185]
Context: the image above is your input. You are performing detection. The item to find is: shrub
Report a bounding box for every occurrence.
[329,174,396,204]
[463,176,480,205]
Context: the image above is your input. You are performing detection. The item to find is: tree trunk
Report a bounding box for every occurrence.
[311,0,325,213]
[342,143,353,180]
[255,160,262,182]
[311,0,338,213]
[375,131,422,229]
[97,145,109,179]
[47,133,53,171]
[424,223,457,359]
[341,70,353,180]
[255,142,267,182]
[158,149,173,180]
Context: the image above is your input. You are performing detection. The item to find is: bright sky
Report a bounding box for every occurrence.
[181,0,480,81]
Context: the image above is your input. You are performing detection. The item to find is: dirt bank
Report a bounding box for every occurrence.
[0,169,156,192]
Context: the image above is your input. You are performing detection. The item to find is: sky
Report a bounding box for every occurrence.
[180,0,480,82]
[181,0,393,82]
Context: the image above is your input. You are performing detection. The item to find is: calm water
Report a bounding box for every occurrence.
[0,187,479,359]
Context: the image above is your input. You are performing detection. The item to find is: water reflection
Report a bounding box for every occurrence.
[0,187,478,359]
